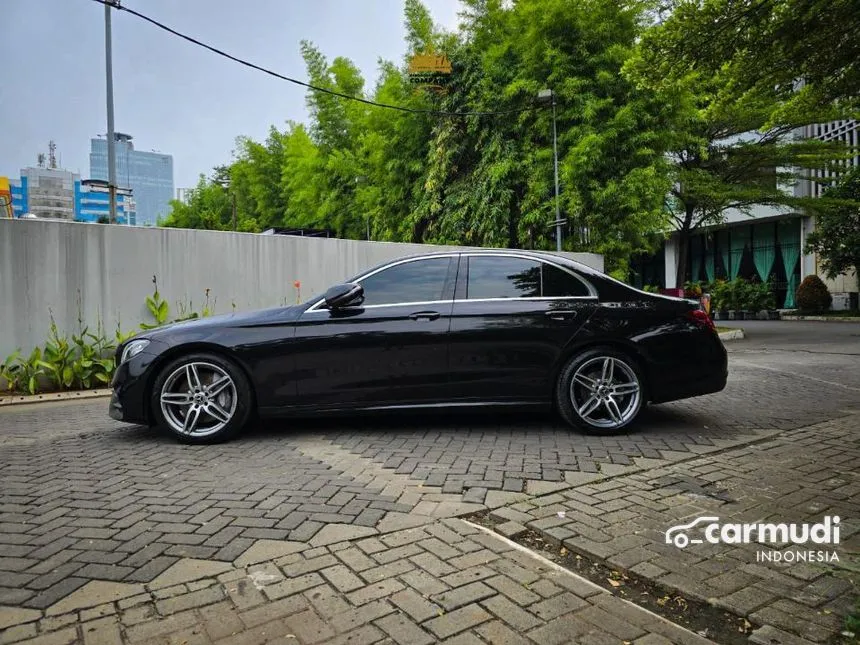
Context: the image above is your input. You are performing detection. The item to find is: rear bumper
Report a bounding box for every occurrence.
[648,334,728,404]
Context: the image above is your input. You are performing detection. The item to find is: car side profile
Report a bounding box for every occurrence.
[110,250,728,443]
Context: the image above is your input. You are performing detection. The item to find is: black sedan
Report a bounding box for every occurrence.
[110,250,727,443]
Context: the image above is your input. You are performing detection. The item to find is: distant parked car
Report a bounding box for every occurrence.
[110,250,728,443]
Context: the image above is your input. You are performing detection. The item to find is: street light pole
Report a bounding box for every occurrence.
[550,95,561,252]
[104,0,119,224]
[538,89,563,252]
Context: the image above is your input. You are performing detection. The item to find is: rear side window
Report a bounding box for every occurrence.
[465,256,591,299]
[467,257,541,299]
[542,263,591,297]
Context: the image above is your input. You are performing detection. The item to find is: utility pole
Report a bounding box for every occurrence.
[538,89,564,252]
[551,95,561,252]
[231,192,237,231]
[104,0,119,224]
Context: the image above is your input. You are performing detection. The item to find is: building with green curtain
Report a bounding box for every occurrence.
[630,120,858,309]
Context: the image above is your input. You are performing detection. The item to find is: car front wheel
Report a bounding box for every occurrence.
[556,348,644,434]
[151,352,253,443]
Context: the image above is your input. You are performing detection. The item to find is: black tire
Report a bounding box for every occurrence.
[555,347,646,435]
[150,351,254,444]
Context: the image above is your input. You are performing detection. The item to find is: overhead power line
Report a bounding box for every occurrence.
[88,0,541,118]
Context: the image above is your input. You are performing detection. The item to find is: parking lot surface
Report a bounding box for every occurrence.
[1,321,858,644]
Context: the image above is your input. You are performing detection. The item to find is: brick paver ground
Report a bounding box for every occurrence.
[0,517,719,645]
[1,322,858,643]
[484,413,860,645]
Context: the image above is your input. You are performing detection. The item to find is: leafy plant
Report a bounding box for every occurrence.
[795,275,832,312]
[39,318,76,389]
[2,348,46,395]
[642,285,660,294]
[141,275,170,330]
[710,279,729,311]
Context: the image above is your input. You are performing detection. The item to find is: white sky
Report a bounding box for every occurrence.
[1,0,461,188]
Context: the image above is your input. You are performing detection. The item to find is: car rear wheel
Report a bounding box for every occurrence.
[151,352,253,444]
[556,348,644,434]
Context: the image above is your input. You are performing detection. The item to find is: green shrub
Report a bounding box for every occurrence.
[795,275,832,312]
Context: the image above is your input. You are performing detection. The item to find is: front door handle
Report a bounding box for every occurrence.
[409,311,441,321]
[545,310,578,321]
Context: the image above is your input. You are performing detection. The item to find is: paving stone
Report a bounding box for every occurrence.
[264,573,325,601]
[481,593,542,631]
[233,540,305,568]
[155,585,225,615]
[148,558,233,590]
[432,581,495,611]
[0,606,41,630]
[329,599,396,633]
[347,579,404,607]
[425,603,492,640]
[374,612,435,645]
[321,564,365,593]
[476,619,533,645]
[238,595,307,628]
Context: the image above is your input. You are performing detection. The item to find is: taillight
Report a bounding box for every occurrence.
[686,309,716,333]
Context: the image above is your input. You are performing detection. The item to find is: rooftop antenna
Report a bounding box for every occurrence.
[37,153,46,168]
[48,140,57,169]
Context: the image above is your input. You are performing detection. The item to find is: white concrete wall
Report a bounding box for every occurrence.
[0,219,604,357]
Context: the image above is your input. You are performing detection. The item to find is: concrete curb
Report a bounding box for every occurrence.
[781,315,860,322]
[718,328,745,341]
[0,389,111,408]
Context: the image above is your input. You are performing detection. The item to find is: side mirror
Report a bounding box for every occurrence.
[324,283,364,309]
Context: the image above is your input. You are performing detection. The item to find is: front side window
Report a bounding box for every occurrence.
[466,256,591,299]
[359,257,451,306]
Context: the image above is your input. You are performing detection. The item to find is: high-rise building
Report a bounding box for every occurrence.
[4,170,135,225]
[90,133,174,227]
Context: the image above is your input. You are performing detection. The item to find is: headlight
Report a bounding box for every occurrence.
[121,339,150,364]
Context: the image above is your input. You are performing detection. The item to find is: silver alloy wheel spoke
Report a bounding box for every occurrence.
[206,402,231,423]
[183,405,202,434]
[573,373,597,392]
[186,363,202,390]
[604,397,623,424]
[578,395,601,417]
[611,382,639,396]
[207,376,232,397]
[160,361,238,437]
[161,392,192,406]
[601,357,615,382]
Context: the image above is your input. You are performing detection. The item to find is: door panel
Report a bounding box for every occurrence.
[290,256,457,408]
[292,303,453,406]
[447,255,596,401]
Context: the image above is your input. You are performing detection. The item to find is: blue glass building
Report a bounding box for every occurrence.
[90,133,173,227]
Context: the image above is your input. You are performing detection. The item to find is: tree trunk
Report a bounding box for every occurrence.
[675,206,695,288]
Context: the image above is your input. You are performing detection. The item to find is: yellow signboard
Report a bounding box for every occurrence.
[0,177,13,218]
[408,53,452,75]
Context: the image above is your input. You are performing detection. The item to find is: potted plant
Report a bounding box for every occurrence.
[727,278,745,320]
[710,280,729,320]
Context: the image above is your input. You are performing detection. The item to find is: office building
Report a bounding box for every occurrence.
[90,133,173,227]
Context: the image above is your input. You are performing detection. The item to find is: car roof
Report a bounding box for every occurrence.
[376,248,604,277]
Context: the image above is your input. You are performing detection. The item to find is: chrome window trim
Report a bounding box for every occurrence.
[462,252,598,299]
[306,254,458,312]
[304,250,599,313]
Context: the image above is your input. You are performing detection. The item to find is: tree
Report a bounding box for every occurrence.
[636,0,860,121]
[629,7,856,286]
[805,168,860,281]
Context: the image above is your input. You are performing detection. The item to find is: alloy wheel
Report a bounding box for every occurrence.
[159,361,238,437]
[569,356,641,429]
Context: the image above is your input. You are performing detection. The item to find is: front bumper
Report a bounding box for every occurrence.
[109,348,163,425]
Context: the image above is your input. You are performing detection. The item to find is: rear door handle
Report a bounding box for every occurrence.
[545,310,578,321]
[409,311,441,321]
